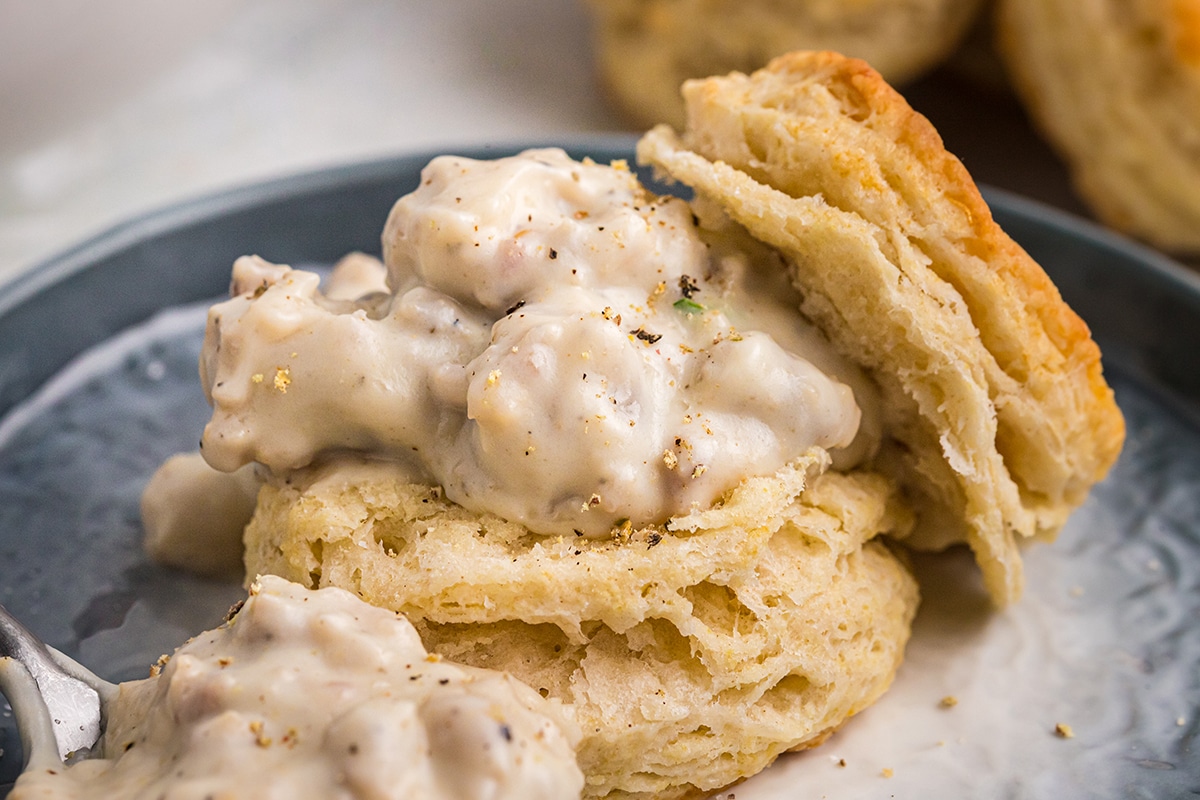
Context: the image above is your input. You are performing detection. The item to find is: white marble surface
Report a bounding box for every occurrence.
[0,0,626,285]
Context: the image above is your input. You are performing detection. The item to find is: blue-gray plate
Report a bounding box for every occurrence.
[1,137,1197,798]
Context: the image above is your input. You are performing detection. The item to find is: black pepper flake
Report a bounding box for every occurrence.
[679,274,700,298]
[548,248,558,260]
[224,599,246,622]
[124,741,136,752]
[505,300,527,316]
[633,328,662,344]
[647,533,663,548]
[438,678,450,685]
[499,724,513,742]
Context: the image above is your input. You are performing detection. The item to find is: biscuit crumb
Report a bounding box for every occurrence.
[649,281,667,305]
[148,653,171,678]
[939,695,958,708]
[1054,723,1074,739]
[250,720,272,748]
[1177,717,1186,727]
[613,518,634,541]
[274,367,291,393]
[881,767,894,778]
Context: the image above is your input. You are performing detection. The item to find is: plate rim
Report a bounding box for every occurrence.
[0,134,645,315]
[5,133,1200,313]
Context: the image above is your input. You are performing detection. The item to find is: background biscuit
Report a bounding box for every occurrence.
[995,0,1200,253]
[585,0,985,128]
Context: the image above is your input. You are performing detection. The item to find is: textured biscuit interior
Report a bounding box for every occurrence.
[637,51,1124,605]
[585,0,985,129]
[244,452,919,799]
[996,0,1200,252]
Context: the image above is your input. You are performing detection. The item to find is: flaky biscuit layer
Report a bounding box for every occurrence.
[637,51,1124,605]
[244,453,918,799]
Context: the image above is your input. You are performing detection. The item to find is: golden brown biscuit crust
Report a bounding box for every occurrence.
[638,51,1124,605]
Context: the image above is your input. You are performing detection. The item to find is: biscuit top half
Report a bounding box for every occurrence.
[638,50,1125,605]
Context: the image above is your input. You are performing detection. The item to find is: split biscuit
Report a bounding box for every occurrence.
[236,50,1123,797]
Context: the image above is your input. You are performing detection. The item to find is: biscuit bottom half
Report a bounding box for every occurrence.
[244,452,919,799]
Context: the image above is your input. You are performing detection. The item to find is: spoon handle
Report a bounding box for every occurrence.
[0,605,103,764]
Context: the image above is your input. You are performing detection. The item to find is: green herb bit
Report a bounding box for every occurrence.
[673,298,705,314]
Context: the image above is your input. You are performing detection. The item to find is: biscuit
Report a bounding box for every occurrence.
[244,452,919,799]
[637,51,1125,605]
[585,0,986,128]
[995,0,1200,252]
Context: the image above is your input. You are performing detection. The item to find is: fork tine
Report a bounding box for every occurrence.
[0,605,103,763]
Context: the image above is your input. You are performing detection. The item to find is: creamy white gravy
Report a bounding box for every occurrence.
[197,149,875,537]
[11,575,582,800]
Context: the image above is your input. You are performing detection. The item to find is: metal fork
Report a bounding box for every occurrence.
[0,603,116,769]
